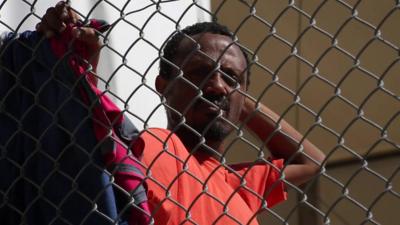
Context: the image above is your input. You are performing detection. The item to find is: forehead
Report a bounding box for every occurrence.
[175,33,247,68]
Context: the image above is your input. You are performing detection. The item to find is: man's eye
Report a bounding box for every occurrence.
[192,67,213,77]
[222,72,240,87]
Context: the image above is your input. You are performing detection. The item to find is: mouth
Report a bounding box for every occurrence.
[197,96,229,115]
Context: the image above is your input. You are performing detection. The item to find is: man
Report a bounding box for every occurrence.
[138,24,326,224]
[32,2,325,224]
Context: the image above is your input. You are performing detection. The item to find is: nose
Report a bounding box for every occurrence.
[203,72,229,96]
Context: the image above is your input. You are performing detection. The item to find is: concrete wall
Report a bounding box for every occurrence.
[211,0,399,224]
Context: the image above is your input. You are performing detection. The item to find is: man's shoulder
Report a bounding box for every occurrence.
[139,127,172,141]
[138,128,190,179]
[138,127,182,152]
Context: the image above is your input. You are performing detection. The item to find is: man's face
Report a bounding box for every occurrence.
[159,33,248,141]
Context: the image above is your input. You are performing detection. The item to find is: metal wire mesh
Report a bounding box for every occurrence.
[0,0,399,225]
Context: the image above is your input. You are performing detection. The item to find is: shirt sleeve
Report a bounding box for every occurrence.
[226,159,288,212]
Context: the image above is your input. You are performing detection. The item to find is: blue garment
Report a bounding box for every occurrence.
[0,31,132,225]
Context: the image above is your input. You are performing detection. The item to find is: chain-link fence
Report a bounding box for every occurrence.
[1,0,399,225]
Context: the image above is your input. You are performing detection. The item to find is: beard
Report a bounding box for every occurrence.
[192,95,232,142]
[200,118,231,142]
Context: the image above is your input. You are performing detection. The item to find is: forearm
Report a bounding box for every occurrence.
[240,98,325,183]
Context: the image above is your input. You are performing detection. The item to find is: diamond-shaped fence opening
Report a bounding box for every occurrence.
[0,0,399,225]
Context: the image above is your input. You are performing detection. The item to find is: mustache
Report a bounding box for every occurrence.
[199,94,229,111]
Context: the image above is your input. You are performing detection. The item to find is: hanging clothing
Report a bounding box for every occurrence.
[0,27,149,225]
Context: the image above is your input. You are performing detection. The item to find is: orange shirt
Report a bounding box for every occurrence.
[138,128,287,225]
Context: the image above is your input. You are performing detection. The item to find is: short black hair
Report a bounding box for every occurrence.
[159,22,251,85]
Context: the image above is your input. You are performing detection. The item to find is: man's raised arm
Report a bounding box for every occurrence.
[240,97,326,186]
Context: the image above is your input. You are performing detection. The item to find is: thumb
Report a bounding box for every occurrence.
[71,26,100,46]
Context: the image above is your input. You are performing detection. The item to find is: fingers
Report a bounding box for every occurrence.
[55,1,71,22]
[36,1,110,40]
[36,7,64,37]
[45,7,66,31]
[36,4,67,37]
[36,1,78,37]
[72,27,100,47]
[56,1,80,24]
[67,7,80,24]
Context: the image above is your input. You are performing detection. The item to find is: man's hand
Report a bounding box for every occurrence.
[36,1,105,77]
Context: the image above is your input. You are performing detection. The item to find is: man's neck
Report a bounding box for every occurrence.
[168,125,224,158]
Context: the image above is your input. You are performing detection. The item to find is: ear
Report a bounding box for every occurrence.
[155,75,168,96]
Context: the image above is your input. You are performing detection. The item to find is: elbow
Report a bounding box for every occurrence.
[305,151,326,177]
[293,163,324,186]
[301,144,326,175]
[306,162,323,178]
[287,151,326,186]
